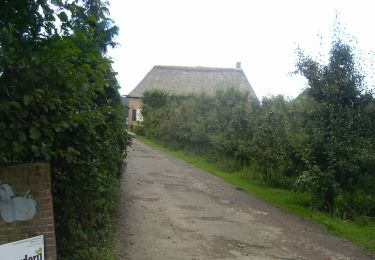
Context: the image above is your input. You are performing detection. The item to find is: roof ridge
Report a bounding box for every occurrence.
[153,65,241,72]
[127,64,257,100]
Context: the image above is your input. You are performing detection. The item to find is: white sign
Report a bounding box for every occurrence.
[136,109,143,122]
[0,235,44,260]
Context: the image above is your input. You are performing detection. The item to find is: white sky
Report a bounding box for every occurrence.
[107,0,375,99]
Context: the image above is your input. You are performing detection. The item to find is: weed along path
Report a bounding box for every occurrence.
[114,139,371,260]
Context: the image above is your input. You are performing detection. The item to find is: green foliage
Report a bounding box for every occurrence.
[141,34,374,219]
[132,125,145,136]
[0,0,129,258]
[294,36,374,211]
[250,95,296,188]
[138,135,375,254]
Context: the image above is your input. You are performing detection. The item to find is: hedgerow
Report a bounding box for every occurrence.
[142,37,375,219]
[0,0,129,258]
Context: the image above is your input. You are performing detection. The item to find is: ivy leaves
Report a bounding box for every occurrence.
[29,127,41,140]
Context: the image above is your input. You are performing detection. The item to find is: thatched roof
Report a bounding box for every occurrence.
[128,65,257,98]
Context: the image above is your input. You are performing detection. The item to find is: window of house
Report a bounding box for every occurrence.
[132,109,137,121]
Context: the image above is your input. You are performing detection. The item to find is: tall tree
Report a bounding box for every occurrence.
[294,34,373,210]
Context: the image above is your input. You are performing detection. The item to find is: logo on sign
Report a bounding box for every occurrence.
[21,246,43,260]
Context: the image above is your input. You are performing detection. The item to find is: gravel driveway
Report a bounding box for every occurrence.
[114,139,372,260]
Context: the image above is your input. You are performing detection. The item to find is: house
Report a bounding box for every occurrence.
[126,63,256,128]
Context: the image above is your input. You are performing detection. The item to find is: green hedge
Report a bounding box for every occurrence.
[142,38,375,218]
[0,1,130,258]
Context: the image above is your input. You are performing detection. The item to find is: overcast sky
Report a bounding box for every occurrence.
[107,0,375,99]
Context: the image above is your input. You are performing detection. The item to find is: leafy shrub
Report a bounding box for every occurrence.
[0,0,129,258]
[141,35,375,219]
[294,37,374,211]
[132,125,145,136]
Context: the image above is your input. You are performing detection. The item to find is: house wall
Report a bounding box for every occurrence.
[127,97,143,129]
[0,163,57,260]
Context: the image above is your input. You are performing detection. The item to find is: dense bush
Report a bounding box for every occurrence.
[0,0,129,258]
[142,39,375,218]
[132,125,146,136]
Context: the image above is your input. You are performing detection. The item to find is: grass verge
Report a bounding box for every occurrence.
[136,135,375,254]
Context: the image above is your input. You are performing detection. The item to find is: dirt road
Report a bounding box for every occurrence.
[114,139,372,260]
